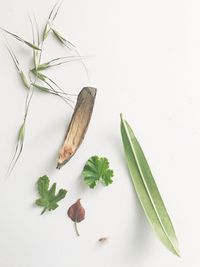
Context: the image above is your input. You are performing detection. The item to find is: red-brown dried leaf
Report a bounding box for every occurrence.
[67,199,85,223]
[67,199,85,236]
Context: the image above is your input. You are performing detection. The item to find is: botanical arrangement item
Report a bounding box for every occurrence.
[35,175,67,215]
[98,237,109,243]
[57,87,97,169]
[82,156,114,188]
[120,114,180,256]
[1,1,89,175]
[1,0,180,259]
[67,199,85,236]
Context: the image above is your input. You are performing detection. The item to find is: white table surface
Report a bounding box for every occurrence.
[0,0,199,266]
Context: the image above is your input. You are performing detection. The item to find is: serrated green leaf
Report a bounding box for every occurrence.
[55,189,68,202]
[35,199,48,207]
[35,175,67,214]
[102,169,113,186]
[83,156,114,188]
[49,203,58,211]
[120,114,180,256]
[49,183,56,199]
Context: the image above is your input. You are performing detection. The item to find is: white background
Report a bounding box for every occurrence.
[0,0,199,266]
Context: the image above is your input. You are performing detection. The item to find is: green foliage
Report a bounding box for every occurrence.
[35,175,67,214]
[120,114,180,256]
[83,156,114,188]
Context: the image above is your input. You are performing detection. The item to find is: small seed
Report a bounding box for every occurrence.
[98,237,109,242]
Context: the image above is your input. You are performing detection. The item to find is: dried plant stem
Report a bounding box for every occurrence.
[4,1,89,175]
[29,6,77,108]
[74,220,80,237]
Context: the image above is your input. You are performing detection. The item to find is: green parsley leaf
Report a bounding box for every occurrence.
[82,156,114,188]
[35,175,67,214]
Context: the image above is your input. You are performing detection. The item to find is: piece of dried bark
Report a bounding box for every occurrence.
[67,199,85,236]
[57,87,97,169]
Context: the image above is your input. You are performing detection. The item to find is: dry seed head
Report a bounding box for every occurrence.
[20,71,30,89]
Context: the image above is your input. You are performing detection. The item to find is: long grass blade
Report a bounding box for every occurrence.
[0,27,40,50]
[120,114,180,256]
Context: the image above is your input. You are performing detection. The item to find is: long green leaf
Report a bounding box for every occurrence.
[120,114,180,256]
